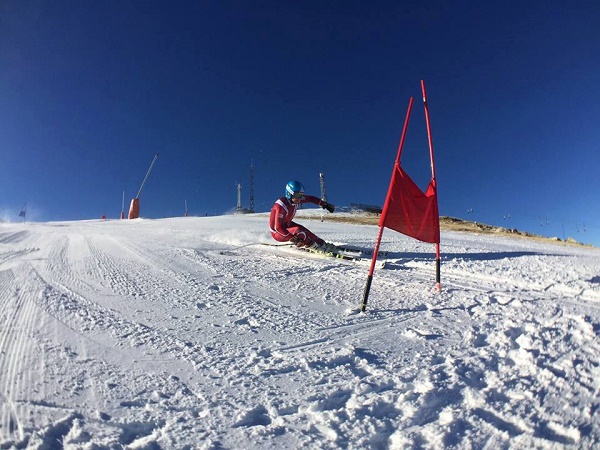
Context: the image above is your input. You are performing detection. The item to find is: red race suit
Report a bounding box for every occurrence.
[269,195,326,246]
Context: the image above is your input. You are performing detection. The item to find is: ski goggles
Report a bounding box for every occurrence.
[291,192,305,199]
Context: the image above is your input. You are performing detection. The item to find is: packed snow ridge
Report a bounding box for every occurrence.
[0,214,599,449]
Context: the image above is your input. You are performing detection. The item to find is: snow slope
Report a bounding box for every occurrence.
[0,214,599,449]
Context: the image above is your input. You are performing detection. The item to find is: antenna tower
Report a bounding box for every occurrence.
[319,173,327,202]
[18,202,27,222]
[249,161,255,213]
[236,183,242,211]
[121,191,125,219]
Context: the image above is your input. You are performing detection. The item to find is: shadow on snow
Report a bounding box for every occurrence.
[382,251,565,264]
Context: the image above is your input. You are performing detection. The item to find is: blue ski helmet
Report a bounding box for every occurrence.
[285,180,305,199]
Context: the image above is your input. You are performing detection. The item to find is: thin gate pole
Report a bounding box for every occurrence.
[361,97,414,312]
[421,80,441,291]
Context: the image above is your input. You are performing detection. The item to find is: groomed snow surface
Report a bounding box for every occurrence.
[1,213,599,449]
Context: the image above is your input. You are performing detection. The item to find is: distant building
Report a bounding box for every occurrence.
[350,203,382,214]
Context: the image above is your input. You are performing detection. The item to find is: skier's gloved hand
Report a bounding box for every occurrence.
[290,236,306,247]
[321,202,335,213]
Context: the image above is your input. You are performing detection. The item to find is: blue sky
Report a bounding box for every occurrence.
[1,1,599,246]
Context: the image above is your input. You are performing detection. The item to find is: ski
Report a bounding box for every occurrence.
[261,242,386,257]
[261,243,386,268]
[295,246,387,269]
[331,245,389,257]
[297,246,361,261]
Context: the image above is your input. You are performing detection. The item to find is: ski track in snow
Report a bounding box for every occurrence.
[0,216,599,449]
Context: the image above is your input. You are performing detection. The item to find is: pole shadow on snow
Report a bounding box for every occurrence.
[372,304,465,320]
[367,305,430,316]
[382,251,565,265]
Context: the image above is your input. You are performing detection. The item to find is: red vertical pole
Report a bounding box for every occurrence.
[393,97,414,165]
[421,80,441,291]
[361,97,414,312]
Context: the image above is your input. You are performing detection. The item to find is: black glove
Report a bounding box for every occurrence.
[290,236,306,247]
[322,202,335,213]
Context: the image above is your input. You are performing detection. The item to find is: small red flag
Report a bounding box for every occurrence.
[380,163,440,244]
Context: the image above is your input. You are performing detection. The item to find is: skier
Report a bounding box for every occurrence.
[269,180,337,252]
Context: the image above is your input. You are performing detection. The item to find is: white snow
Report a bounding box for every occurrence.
[0,213,599,449]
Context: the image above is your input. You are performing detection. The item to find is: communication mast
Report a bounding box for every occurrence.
[249,161,255,213]
[234,161,256,214]
[319,173,327,202]
[121,191,125,219]
[236,183,243,211]
[18,202,27,222]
